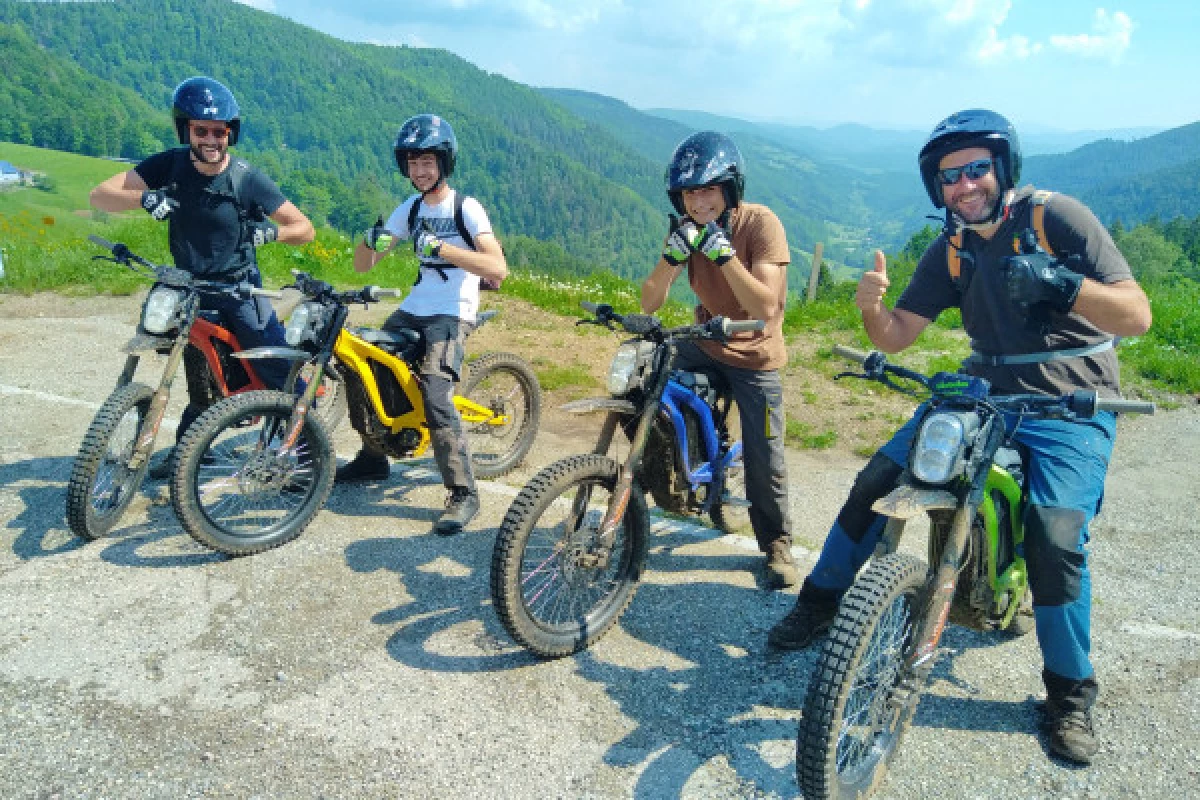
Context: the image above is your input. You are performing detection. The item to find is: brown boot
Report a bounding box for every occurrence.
[764,538,799,589]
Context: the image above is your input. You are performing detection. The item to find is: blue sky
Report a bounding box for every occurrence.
[237,1,1198,133]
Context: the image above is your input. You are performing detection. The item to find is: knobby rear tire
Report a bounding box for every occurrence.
[170,390,335,556]
[462,351,541,478]
[65,382,156,540]
[797,553,928,800]
[490,454,647,658]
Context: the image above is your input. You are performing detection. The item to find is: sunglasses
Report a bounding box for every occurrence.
[189,125,229,140]
[937,158,993,186]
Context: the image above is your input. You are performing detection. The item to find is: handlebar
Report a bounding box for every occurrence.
[578,300,763,342]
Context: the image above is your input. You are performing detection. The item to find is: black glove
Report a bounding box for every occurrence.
[695,220,735,266]
[249,219,279,247]
[1002,252,1083,313]
[662,214,699,267]
[414,220,443,259]
[140,189,178,221]
[363,215,394,251]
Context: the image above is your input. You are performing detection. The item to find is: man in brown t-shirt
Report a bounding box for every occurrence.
[641,131,797,589]
[767,109,1152,766]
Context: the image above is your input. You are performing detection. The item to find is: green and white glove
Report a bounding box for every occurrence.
[662,214,699,267]
[696,220,735,266]
[414,221,443,259]
[363,216,394,252]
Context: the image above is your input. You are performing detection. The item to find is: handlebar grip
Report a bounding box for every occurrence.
[252,288,283,299]
[833,344,870,365]
[88,234,117,251]
[580,301,600,314]
[1096,397,1156,415]
[723,319,765,335]
[375,288,403,298]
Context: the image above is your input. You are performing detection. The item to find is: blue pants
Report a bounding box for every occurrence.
[808,405,1117,682]
[178,268,290,440]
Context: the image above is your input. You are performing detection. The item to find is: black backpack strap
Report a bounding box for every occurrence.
[406,194,421,236]
[453,191,476,250]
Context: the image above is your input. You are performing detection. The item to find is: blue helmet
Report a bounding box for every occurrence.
[394,114,457,180]
[918,109,1021,208]
[665,131,745,215]
[172,76,241,146]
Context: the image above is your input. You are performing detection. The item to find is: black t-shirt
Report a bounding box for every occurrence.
[897,187,1134,397]
[135,149,286,278]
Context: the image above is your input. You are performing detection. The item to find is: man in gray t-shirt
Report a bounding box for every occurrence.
[767,109,1152,767]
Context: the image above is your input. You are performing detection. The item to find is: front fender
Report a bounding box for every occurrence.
[872,484,959,519]
[560,397,638,415]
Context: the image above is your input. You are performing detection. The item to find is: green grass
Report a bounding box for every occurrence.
[531,358,598,392]
[785,419,839,449]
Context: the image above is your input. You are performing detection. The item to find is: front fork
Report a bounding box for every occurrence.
[128,337,191,469]
[273,360,324,458]
[907,504,972,673]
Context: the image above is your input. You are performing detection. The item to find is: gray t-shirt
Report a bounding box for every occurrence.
[897,187,1133,397]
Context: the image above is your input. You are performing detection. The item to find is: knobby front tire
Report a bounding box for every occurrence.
[490,454,647,658]
[461,351,541,478]
[65,382,156,540]
[797,553,928,800]
[170,390,335,556]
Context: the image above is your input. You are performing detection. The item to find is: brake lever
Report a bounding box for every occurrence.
[575,318,614,331]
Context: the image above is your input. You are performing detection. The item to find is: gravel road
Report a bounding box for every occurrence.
[0,295,1197,799]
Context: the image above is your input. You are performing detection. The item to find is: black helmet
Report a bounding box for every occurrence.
[918,109,1020,208]
[665,131,745,215]
[172,76,241,146]
[394,114,457,180]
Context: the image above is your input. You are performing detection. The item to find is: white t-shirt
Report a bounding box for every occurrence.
[385,189,492,322]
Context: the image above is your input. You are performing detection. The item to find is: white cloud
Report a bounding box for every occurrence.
[1049,8,1133,62]
[235,0,277,10]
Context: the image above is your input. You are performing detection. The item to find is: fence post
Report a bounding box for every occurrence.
[806,242,824,303]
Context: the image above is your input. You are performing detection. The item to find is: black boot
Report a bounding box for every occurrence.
[335,450,390,483]
[767,580,839,649]
[1041,670,1099,765]
[433,487,480,536]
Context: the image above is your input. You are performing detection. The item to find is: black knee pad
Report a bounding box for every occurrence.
[422,374,460,431]
[835,452,903,543]
[1024,504,1087,607]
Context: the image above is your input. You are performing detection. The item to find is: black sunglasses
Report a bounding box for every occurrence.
[937,158,993,186]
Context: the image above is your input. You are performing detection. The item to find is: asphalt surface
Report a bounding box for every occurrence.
[0,294,1197,799]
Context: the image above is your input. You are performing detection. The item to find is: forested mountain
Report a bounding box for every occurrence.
[0,0,667,278]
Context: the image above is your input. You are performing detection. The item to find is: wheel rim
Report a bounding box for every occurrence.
[91,405,144,515]
[835,590,917,782]
[518,477,633,630]
[193,410,320,538]
[466,367,529,466]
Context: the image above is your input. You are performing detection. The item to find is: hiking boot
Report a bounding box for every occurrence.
[433,488,480,536]
[334,451,390,483]
[146,448,175,481]
[1041,704,1098,765]
[764,538,799,589]
[767,592,838,650]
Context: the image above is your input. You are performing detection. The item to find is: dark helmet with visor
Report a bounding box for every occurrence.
[394,114,458,180]
[918,109,1020,209]
[665,131,745,215]
[172,76,241,146]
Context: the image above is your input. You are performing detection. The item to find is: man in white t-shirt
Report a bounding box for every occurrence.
[339,113,507,536]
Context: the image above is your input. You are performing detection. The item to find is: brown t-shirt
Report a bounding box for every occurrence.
[897,187,1134,397]
[687,203,790,370]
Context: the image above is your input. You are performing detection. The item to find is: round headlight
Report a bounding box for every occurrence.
[607,343,640,395]
[911,413,966,484]
[284,302,319,346]
[141,287,183,334]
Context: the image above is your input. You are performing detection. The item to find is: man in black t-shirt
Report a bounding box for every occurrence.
[90,76,313,474]
[767,110,1152,766]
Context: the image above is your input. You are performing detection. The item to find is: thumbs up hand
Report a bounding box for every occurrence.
[855,249,890,314]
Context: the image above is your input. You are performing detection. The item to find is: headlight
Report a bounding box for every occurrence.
[607,343,641,395]
[285,302,321,346]
[141,287,184,334]
[911,412,967,484]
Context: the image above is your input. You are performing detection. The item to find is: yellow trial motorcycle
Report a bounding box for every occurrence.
[169,271,541,555]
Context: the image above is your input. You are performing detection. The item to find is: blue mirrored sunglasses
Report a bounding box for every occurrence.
[937,158,993,186]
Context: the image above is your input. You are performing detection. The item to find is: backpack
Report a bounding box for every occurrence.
[407,191,503,291]
[947,189,1055,287]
